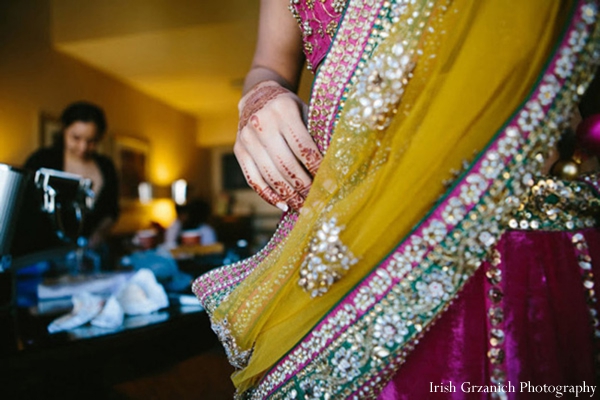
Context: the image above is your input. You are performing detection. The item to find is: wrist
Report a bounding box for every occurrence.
[242,65,297,93]
[238,80,285,112]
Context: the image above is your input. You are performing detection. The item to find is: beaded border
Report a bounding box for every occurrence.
[571,232,600,379]
[485,248,508,400]
[307,0,384,153]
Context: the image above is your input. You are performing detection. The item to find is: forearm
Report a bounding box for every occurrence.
[242,0,305,96]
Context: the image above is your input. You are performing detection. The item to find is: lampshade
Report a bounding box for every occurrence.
[172,179,187,205]
[138,182,153,204]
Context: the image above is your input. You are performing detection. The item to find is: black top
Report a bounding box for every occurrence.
[11,146,119,255]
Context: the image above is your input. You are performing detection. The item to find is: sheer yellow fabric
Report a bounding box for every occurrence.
[216,0,571,392]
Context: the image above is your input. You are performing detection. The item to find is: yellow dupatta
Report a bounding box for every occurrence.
[204,0,575,393]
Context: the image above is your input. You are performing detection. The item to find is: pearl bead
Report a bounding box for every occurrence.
[551,159,580,180]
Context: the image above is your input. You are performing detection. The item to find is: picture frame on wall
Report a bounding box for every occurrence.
[113,136,149,201]
[39,113,62,148]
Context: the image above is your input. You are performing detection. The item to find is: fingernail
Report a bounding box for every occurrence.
[276,202,289,212]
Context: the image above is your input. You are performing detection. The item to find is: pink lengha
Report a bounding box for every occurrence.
[379,227,600,399]
[578,114,600,156]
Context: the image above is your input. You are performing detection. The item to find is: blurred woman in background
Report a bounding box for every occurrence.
[12,101,119,255]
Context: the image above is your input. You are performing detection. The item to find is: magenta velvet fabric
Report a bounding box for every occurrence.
[379,228,600,399]
[289,1,343,71]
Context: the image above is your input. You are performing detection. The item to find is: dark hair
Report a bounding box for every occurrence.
[60,101,107,139]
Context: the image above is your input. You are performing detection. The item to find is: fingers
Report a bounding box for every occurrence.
[284,122,323,177]
[234,142,289,212]
[248,113,313,193]
[253,148,305,211]
[237,123,307,211]
[273,98,323,176]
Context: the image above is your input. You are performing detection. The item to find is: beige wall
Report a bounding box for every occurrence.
[0,0,211,233]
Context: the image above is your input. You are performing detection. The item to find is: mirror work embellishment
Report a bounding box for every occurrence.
[298,217,359,297]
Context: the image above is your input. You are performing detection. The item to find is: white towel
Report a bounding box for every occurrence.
[90,295,124,329]
[47,269,169,333]
[47,292,103,333]
[117,269,169,315]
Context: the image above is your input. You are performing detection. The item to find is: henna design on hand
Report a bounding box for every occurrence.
[299,185,311,198]
[243,165,281,207]
[272,180,295,201]
[300,145,322,176]
[239,84,290,131]
[250,115,262,132]
[273,181,304,211]
[276,155,311,197]
[257,187,282,206]
[287,194,304,211]
[288,125,323,176]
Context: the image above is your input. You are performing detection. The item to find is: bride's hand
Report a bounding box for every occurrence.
[234,81,322,212]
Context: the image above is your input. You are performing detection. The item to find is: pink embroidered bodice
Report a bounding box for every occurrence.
[289,0,347,71]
